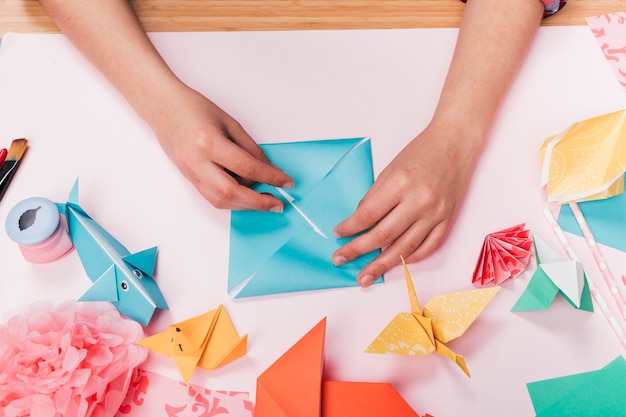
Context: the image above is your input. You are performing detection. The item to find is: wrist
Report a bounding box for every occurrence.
[425,115,486,160]
[134,74,191,132]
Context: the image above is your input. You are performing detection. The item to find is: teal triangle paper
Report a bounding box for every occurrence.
[511,267,560,311]
[526,356,626,416]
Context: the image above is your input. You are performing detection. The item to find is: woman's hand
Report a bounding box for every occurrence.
[150,84,293,211]
[332,0,543,286]
[332,123,481,286]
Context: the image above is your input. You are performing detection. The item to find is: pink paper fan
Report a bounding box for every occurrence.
[472,224,533,286]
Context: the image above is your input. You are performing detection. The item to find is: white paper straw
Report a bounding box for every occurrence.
[568,202,626,323]
[542,207,626,350]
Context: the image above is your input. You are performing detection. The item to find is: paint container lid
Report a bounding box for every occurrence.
[6,197,61,245]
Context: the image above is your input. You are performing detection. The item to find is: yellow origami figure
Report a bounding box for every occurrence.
[366,259,499,377]
[540,109,626,203]
[138,305,247,382]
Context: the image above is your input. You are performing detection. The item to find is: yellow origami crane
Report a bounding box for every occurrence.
[366,259,499,377]
[540,109,626,203]
[138,305,247,382]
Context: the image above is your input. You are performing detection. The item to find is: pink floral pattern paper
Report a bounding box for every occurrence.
[116,368,254,417]
[587,12,626,92]
[472,224,533,286]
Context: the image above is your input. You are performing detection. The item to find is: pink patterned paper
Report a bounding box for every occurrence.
[472,224,533,286]
[587,12,626,92]
[116,368,254,417]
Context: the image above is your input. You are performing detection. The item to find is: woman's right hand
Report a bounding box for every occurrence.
[149,84,294,211]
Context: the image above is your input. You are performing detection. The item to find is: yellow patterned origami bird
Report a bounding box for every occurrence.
[138,305,247,382]
[366,259,499,377]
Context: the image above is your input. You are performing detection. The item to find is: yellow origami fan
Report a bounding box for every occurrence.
[366,259,499,377]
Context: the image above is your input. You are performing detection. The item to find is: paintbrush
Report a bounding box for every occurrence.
[0,138,29,202]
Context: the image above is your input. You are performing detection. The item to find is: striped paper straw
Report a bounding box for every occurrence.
[542,208,626,349]
[568,202,626,323]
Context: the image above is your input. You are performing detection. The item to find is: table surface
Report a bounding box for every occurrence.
[1,0,626,36]
[1,24,626,415]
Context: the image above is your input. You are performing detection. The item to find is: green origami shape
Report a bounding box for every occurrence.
[511,236,593,312]
[526,356,626,416]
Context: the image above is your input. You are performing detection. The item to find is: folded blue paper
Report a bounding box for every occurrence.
[228,138,382,298]
[59,179,168,326]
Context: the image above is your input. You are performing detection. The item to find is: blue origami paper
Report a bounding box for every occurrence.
[228,138,382,298]
[58,179,168,325]
[558,178,626,253]
[526,356,626,416]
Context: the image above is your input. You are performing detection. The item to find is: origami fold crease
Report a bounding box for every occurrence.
[228,138,382,298]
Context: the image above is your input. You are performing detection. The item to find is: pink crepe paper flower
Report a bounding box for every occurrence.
[0,301,147,417]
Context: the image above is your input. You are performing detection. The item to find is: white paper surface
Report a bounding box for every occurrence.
[1,26,625,416]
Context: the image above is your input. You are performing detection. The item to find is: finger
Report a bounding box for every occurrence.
[403,222,448,264]
[225,120,273,164]
[332,202,417,267]
[333,183,397,239]
[223,123,294,188]
[194,163,286,211]
[356,221,448,287]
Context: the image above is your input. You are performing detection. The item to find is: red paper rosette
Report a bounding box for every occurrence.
[472,224,533,286]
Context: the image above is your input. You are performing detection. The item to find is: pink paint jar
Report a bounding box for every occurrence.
[5,196,74,263]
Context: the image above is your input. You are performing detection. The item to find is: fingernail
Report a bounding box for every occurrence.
[270,205,283,213]
[359,274,376,287]
[332,230,343,239]
[332,255,347,266]
[282,181,294,189]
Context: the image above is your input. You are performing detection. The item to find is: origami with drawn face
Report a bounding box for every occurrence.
[58,179,168,326]
[138,305,247,382]
[228,138,382,298]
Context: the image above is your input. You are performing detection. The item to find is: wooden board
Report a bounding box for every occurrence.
[1,0,626,37]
